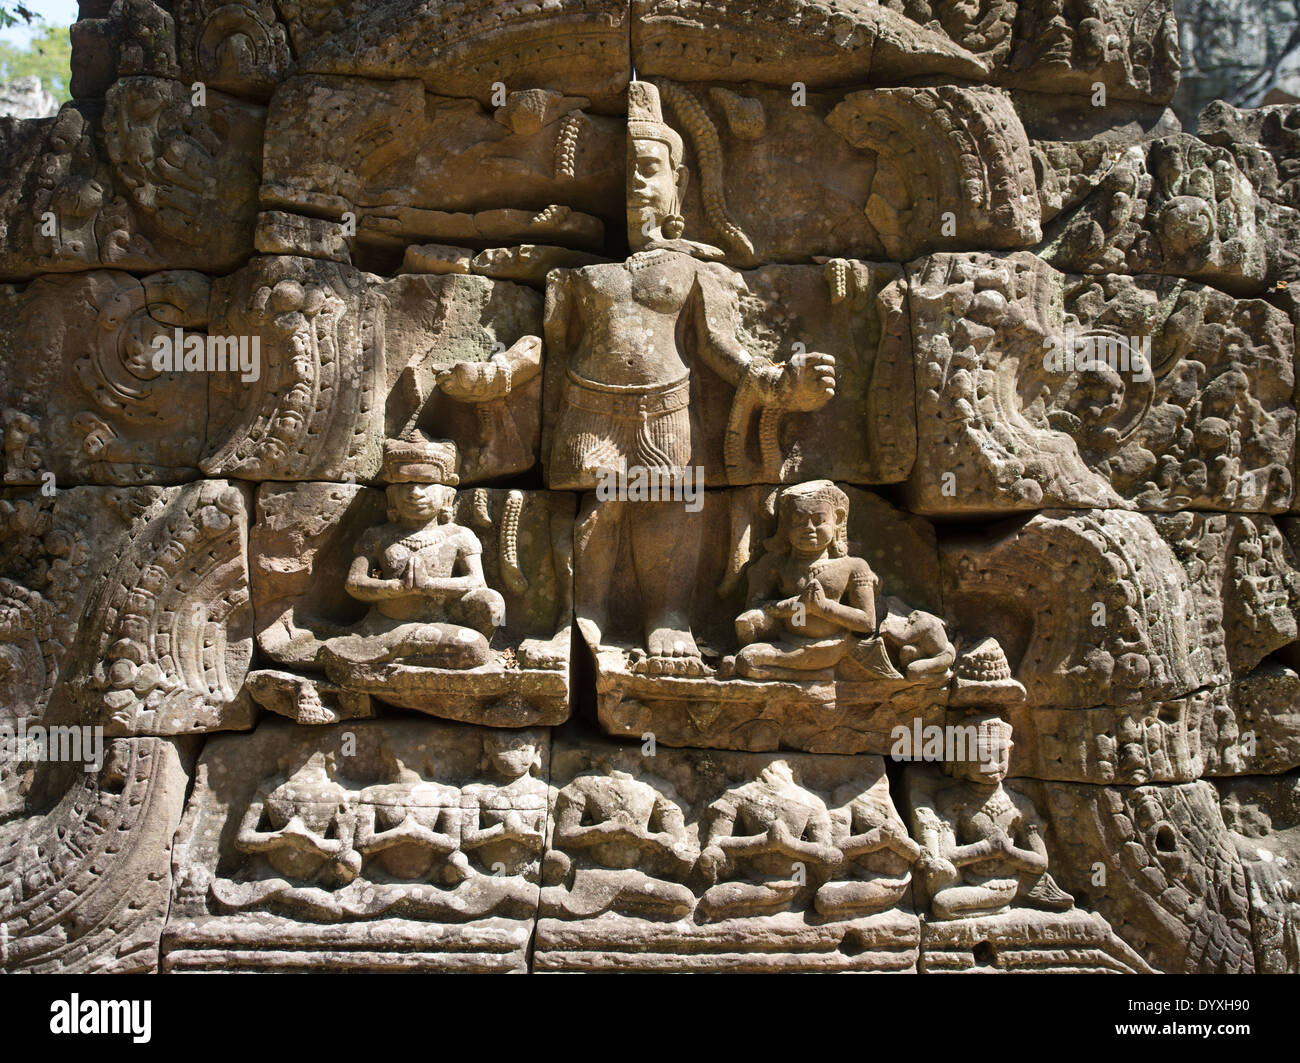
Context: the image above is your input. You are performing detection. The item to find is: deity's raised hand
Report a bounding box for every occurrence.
[776,352,836,411]
[435,359,509,403]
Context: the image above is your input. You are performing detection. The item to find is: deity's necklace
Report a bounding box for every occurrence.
[392,525,448,551]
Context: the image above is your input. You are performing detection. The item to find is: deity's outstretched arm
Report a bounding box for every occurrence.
[434,335,542,404]
[697,801,738,880]
[232,789,284,854]
[692,267,836,408]
[691,268,777,391]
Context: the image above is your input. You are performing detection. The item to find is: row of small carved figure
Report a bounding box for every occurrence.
[213,719,1068,925]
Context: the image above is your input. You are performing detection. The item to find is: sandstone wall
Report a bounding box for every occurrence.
[1,0,1297,975]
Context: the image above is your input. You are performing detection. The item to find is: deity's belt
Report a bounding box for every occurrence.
[560,370,692,473]
[564,370,691,420]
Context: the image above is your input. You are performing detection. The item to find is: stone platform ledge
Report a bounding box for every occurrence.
[593,647,947,753]
[534,907,919,973]
[161,916,532,973]
[324,659,569,726]
[918,909,1156,974]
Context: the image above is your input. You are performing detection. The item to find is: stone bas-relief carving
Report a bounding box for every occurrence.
[535,734,922,972]
[261,76,625,270]
[0,270,210,487]
[940,507,1300,714]
[634,0,1179,103]
[542,254,915,490]
[906,714,1155,972]
[587,483,974,753]
[202,257,545,486]
[6,0,1300,976]
[1003,664,1300,784]
[0,77,262,281]
[1036,133,1282,293]
[1217,772,1300,973]
[250,463,575,728]
[0,483,254,740]
[606,79,1042,266]
[1033,779,1257,972]
[2,738,191,973]
[906,252,1295,515]
[164,721,548,972]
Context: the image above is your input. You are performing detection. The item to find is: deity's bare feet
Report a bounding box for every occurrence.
[517,630,570,670]
[634,625,710,676]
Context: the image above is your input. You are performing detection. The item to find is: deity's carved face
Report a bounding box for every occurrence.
[125,315,166,380]
[627,138,680,244]
[484,734,538,778]
[391,482,450,523]
[786,498,839,556]
[954,723,1012,784]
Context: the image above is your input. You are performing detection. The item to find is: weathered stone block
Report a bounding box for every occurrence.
[1031,779,1256,973]
[163,720,549,972]
[0,270,212,487]
[907,252,1295,514]
[625,80,1041,265]
[0,79,262,280]
[2,737,192,973]
[260,75,624,269]
[1217,771,1300,973]
[1,483,254,738]
[535,733,920,972]
[202,258,546,485]
[251,482,574,727]
[1038,134,1274,293]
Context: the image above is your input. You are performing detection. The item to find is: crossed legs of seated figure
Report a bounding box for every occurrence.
[326,586,505,669]
[813,872,912,918]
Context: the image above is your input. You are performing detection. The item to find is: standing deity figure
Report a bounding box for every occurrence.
[550,80,836,676]
[322,439,505,671]
[913,714,1074,920]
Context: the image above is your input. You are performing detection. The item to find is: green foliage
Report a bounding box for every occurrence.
[0,18,72,103]
[0,6,36,31]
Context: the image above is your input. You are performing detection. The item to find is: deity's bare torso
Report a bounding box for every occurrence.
[948,784,1033,883]
[356,523,482,623]
[564,251,706,387]
[754,554,878,640]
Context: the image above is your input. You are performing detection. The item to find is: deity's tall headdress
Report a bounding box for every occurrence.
[383,438,459,486]
[627,80,683,169]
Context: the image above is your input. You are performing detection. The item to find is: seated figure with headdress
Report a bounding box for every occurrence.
[323,439,505,671]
